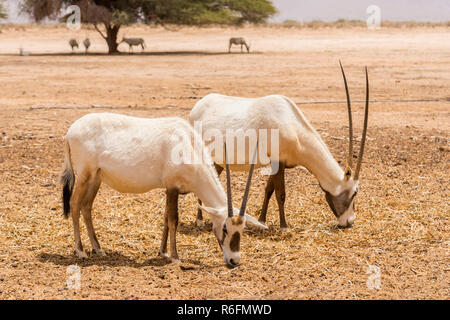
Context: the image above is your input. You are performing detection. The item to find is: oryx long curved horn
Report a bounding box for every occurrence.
[239,143,258,217]
[224,143,233,218]
[354,67,369,181]
[339,60,354,170]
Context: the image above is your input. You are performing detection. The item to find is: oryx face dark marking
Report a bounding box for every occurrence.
[322,186,358,228]
[324,189,356,218]
[229,232,241,252]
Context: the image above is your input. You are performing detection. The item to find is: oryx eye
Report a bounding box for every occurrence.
[222,225,228,236]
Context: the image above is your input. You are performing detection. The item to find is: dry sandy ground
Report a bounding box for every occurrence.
[0,25,448,299]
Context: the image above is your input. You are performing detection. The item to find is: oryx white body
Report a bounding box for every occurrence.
[62,113,264,266]
[190,93,361,228]
[190,94,346,193]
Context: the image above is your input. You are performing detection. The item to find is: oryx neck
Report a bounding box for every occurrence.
[295,130,344,196]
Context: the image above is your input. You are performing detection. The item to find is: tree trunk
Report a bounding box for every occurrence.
[105,24,120,54]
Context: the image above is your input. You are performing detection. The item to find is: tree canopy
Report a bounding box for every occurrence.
[21,0,277,53]
[0,0,7,20]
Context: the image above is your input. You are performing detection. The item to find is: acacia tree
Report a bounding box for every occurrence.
[0,0,7,20]
[21,0,277,54]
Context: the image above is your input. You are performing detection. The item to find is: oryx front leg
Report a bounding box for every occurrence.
[258,162,288,230]
[273,162,288,230]
[70,170,91,258]
[168,189,180,263]
[259,175,274,224]
[160,189,180,263]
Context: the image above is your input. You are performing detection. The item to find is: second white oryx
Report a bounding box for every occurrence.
[190,63,369,229]
[61,113,266,266]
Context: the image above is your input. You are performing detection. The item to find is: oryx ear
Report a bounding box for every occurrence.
[344,167,353,181]
[245,214,268,229]
[199,205,223,218]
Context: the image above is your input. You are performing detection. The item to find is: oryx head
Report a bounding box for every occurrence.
[322,62,369,228]
[200,144,266,267]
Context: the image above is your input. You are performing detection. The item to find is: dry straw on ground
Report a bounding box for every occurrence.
[0,25,448,299]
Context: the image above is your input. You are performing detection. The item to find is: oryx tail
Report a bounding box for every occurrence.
[61,139,74,218]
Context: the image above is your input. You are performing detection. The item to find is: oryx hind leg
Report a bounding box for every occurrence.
[70,169,92,258]
[81,171,104,256]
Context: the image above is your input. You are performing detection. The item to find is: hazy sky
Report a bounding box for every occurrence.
[271,0,450,22]
[2,0,449,23]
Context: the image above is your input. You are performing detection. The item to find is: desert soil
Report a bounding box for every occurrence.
[0,24,448,299]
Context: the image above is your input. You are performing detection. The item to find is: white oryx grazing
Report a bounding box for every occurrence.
[69,39,79,53]
[121,37,146,53]
[190,63,370,229]
[229,37,250,53]
[83,38,91,54]
[61,113,266,266]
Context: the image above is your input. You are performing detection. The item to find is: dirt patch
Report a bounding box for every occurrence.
[0,25,448,299]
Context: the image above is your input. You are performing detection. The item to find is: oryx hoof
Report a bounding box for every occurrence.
[170,258,182,265]
[280,227,290,233]
[74,249,88,259]
[92,248,106,256]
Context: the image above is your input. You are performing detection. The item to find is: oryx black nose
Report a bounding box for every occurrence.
[229,258,236,265]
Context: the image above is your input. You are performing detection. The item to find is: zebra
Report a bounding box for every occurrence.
[121,37,146,53]
[69,39,79,53]
[228,37,250,53]
[83,38,91,54]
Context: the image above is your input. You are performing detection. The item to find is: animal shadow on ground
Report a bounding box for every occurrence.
[178,221,212,236]
[37,250,205,269]
[2,51,263,57]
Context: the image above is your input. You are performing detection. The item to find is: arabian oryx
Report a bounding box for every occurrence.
[83,38,91,54]
[61,113,266,266]
[189,62,370,230]
[121,37,146,53]
[69,39,79,53]
[229,37,250,53]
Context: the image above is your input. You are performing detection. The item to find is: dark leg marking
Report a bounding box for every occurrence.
[259,175,275,224]
[229,232,241,252]
[273,162,288,229]
[166,189,180,261]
